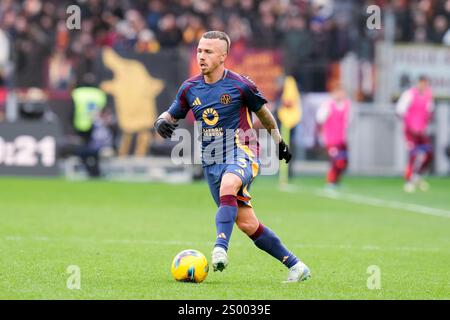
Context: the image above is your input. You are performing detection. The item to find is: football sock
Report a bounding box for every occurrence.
[418,151,433,174]
[405,153,416,181]
[327,166,338,184]
[250,222,299,268]
[214,195,238,251]
[334,158,348,183]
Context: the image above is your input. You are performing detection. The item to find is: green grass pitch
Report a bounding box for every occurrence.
[0,176,449,299]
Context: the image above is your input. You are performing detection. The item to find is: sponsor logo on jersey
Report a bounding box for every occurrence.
[202,108,219,126]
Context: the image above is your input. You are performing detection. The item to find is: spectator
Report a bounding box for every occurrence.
[393,0,414,42]
[207,15,226,32]
[135,28,160,53]
[182,14,206,46]
[156,13,183,47]
[281,15,312,88]
[63,74,110,178]
[47,48,75,91]
[2,0,449,96]
[252,12,279,47]
[443,28,450,45]
[226,13,252,48]
[427,14,449,43]
[238,0,258,32]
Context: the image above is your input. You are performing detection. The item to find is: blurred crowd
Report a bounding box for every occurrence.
[0,0,449,91]
[393,0,450,44]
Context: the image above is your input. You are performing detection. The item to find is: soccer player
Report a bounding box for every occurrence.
[316,82,351,187]
[396,76,434,193]
[154,31,310,283]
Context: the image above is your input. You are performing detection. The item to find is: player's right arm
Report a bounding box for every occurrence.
[316,101,330,124]
[395,90,412,117]
[154,112,179,139]
[154,81,191,139]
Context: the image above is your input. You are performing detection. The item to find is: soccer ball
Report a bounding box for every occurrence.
[171,249,209,283]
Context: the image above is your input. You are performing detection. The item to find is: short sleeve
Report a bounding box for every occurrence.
[395,90,412,116]
[242,77,267,112]
[168,82,191,120]
[316,101,330,124]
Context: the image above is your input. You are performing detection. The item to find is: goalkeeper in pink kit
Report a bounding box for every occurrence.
[316,83,351,187]
[396,76,434,193]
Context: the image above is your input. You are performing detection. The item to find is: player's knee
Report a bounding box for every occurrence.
[236,210,259,235]
[220,174,242,196]
[236,219,258,235]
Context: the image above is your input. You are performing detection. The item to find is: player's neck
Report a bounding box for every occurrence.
[204,67,226,84]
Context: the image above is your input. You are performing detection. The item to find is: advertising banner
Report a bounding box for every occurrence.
[0,121,61,176]
[391,45,450,99]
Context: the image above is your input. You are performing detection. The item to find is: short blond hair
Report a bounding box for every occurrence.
[201,31,231,54]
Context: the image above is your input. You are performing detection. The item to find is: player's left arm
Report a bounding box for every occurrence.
[255,104,292,163]
[255,105,282,143]
[242,77,291,163]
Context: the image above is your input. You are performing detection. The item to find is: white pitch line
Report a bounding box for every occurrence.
[281,185,450,219]
[317,189,450,219]
[2,236,445,253]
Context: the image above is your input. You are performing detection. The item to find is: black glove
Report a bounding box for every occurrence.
[154,118,178,139]
[279,140,292,163]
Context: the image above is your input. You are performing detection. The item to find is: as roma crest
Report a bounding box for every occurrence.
[220,93,232,105]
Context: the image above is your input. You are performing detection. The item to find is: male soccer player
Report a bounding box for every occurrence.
[396,76,434,193]
[154,31,310,283]
[316,83,351,187]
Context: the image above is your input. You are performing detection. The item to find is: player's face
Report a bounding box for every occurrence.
[418,79,428,91]
[197,38,227,75]
[333,88,346,101]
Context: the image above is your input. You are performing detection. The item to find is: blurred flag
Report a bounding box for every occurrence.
[277,76,302,187]
[278,75,302,129]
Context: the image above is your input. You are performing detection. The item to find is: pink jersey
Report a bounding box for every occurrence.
[322,99,350,147]
[404,88,433,133]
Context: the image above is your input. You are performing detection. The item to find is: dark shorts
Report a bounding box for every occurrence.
[203,157,260,207]
[405,129,432,155]
[327,144,348,161]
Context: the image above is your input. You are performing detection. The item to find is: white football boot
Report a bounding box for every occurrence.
[403,181,416,193]
[413,175,430,192]
[283,261,311,283]
[417,179,430,192]
[212,247,228,272]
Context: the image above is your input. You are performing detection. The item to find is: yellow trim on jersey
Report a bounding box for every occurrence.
[251,161,259,178]
[246,109,253,129]
[235,132,255,159]
[237,185,253,207]
[242,185,250,197]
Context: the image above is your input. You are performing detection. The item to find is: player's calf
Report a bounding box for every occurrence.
[214,195,238,251]
[249,223,302,268]
[212,194,238,272]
